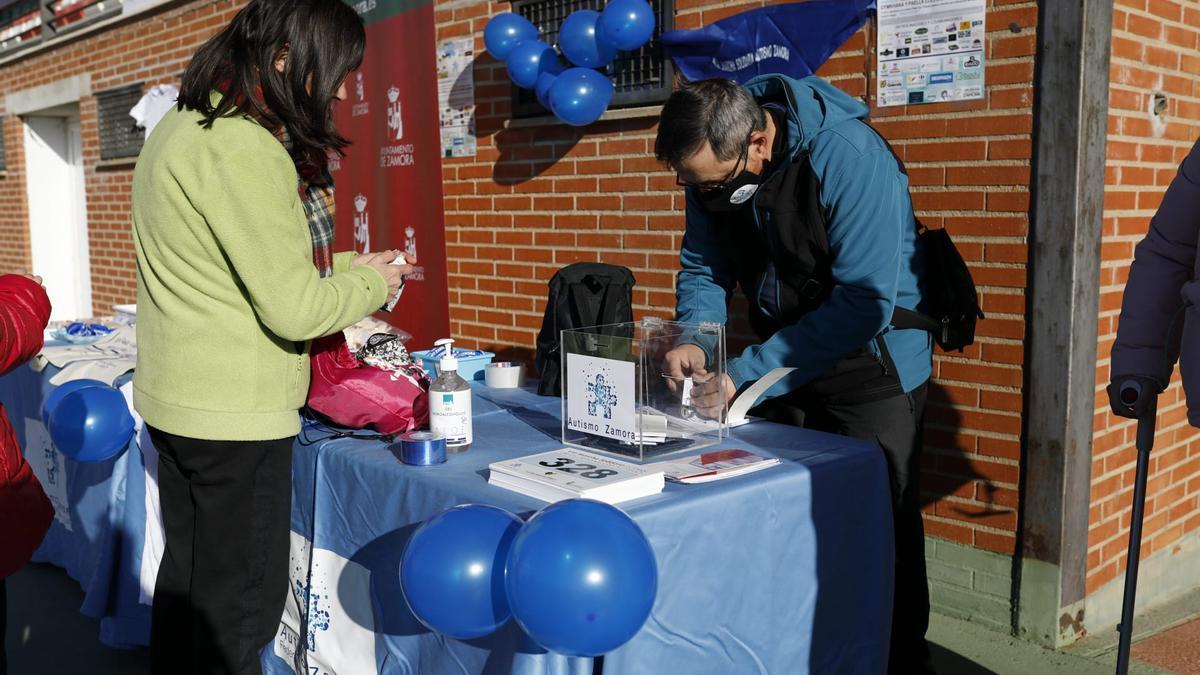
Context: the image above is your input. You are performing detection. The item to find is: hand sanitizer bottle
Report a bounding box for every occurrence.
[429,338,472,452]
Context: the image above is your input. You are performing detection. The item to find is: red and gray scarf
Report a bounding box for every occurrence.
[298,165,336,278]
[278,128,336,278]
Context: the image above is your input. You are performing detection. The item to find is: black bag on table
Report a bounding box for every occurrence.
[535,263,636,396]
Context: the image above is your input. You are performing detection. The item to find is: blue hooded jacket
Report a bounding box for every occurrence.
[676,74,932,400]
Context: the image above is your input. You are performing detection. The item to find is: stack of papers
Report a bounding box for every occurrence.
[489,448,664,504]
[648,449,782,484]
[36,325,137,386]
[621,411,670,446]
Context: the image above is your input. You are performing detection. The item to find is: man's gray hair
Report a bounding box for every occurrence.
[654,79,766,169]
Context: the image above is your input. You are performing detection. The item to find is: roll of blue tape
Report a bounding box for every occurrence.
[395,431,447,466]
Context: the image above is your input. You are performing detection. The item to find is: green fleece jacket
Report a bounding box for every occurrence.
[131,101,387,441]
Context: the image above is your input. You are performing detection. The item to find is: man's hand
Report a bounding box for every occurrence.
[690,372,736,420]
[663,344,708,394]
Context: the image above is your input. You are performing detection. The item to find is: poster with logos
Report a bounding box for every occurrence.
[566,353,638,443]
[876,0,986,107]
[330,0,450,347]
[437,37,477,158]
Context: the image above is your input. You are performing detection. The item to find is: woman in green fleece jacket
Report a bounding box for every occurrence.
[130,2,407,673]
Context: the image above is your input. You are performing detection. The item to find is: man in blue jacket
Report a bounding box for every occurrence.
[656,75,933,672]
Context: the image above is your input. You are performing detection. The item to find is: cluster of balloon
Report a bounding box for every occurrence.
[484,0,655,127]
[41,379,134,463]
[400,499,658,656]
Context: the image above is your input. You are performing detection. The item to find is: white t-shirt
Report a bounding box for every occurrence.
[129,84,180,140]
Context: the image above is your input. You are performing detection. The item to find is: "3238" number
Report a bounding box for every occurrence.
[538,457,618,480]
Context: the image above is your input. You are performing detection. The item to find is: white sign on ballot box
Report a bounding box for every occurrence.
[23,418,71,531]
[275,532,378,675]
[565,353,637,443]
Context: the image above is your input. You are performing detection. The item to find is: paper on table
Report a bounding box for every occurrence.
[49,358,136,387]
[39,325,136,367]
[725,367,797,425]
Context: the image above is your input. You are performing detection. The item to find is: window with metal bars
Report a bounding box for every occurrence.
[95,83,144,161]
[510,0,674,118]
[0,0,122,58]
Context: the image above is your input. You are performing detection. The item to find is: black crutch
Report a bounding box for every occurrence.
[1115,379,1159,675]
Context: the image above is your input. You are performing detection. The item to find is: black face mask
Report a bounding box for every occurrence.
[697,159,772,213]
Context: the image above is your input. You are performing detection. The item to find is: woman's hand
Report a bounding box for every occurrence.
[353,249,401,267]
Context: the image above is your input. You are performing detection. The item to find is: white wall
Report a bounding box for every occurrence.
[24,113,91,321]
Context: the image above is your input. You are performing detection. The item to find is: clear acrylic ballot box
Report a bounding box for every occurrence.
[560,318,729,462]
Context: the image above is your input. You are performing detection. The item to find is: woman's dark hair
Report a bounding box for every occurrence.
[178,0,366,176]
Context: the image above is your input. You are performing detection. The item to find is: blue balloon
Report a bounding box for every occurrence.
[48,386,134,463]
[401,504,523,640]
[558,10,617,68]
[506,40,557,90]
[505,499,657,656]
[535,71,559,109]
[548,68,614,127]
[484,13,539,61]
[598,0,656,51]
[41,379,107,425]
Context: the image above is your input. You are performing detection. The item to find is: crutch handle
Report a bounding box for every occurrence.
[1119,381,1142,407]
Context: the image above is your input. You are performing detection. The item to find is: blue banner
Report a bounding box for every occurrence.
[661,1,875,84]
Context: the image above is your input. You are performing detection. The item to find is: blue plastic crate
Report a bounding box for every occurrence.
[411,350,495,381]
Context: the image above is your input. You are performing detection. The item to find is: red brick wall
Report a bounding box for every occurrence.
[1089,0,1200,595]
[0,0,242,312]
[439,0,1038,555]
[0,104,32,275]
[0,0,1037,558]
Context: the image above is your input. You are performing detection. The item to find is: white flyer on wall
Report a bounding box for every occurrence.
[566,353,638,443]
[876,0,986,107]
[437,37,477,158]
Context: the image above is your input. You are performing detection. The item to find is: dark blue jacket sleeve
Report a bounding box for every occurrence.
[1111,139,1200,385]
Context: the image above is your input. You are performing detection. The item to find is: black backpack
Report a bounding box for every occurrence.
[535,263,637,396]
[869,125,985,352]
[891,225,985,352]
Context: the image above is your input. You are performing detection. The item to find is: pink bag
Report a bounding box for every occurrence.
[306,334,430,435]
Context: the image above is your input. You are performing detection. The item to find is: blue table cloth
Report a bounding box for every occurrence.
[3,362,893,671]
[0,362,151,648]
[262,385,894,675]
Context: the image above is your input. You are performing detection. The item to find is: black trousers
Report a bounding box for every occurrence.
[752,383,932,674]
[147,427,293,675]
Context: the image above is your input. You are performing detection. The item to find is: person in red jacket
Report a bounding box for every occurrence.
[0,273,53,675]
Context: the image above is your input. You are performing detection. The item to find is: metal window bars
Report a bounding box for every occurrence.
[95,82,144,160]
[510,0,674,118]
[0,0,122,59]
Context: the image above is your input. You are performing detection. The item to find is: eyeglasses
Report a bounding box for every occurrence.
[675,133,753,192]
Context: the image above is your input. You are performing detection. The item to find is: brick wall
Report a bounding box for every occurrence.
[438,0,1038,556]
[0,0,242,311]
[1090,0,1200,596]
[0,0,1038,563]
[0,106,31,275]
